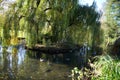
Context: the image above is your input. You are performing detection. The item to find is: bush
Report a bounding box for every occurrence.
[92,55,120,80]
[71,55,120,80]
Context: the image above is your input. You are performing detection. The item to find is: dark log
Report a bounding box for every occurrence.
[25,44,81,54]
[44,7,52,12]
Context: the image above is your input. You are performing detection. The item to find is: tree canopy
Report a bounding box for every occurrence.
[1,0,103,53]
[106,0,120,39]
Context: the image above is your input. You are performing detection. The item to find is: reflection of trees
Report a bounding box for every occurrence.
[2,50,19,79]
[17,53,41,79]
[3,52,14,79]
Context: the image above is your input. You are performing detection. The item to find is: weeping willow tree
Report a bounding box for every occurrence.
[2,0,46,46]
[0,14,5,43]
[44,0,79,43]
[66,2,104,50]
[2,0,103,52]
[3,2,20,46]
[42,0,103,48]
[2,0,78,46]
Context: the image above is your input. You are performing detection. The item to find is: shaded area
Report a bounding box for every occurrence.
[25,43,82,54]
[111,37,120,56]
[0,45,89,80]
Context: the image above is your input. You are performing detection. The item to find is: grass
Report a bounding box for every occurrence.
[92,55,120,80]
[71,55,120,80]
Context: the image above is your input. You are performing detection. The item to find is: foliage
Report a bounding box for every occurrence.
[105,0,120,41]
[71,67,82,80]
[92,55,120,80]
[1,0,103,55]
[71,55,120,80]
[101,0,120,54]
[71,67,91,80]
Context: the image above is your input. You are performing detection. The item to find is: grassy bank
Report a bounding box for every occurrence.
[71,55,120,80]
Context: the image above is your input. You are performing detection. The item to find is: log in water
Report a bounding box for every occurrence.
[25,44,82,54]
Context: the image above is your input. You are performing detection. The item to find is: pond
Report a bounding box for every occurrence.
[0,45,87,80]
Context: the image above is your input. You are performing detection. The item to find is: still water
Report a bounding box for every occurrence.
[0,45,86,80]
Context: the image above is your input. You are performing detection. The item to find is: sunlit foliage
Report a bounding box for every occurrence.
[106,0,120,40]
[2,0,103,53]
[71,55,120,80]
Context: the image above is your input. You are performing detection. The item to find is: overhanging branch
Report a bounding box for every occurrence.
[44,7,52,12]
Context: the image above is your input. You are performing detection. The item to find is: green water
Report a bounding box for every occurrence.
[0,47,82,80]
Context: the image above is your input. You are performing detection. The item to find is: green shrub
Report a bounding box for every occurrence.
[71,55,120,80]
[92,55,120,80]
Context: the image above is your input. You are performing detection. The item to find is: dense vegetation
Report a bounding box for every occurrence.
[0,0,120,80]
[71,0,120,79]
[1,0,103,50]
[72,55,120,80]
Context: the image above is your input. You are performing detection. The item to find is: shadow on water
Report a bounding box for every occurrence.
[0,44,89,80]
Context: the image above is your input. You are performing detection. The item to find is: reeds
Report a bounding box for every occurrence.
[71,55,120,80]
[92,55,120,80]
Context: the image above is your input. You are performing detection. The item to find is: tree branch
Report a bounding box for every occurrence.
[36,0,41,7]
[44,7,52,12]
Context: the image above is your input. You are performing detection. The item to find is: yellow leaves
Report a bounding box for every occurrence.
[6,39,11,45]
[41,24,52,34]
[10,37,18,45]
[19,18,25,30]
[39,0,47,11]
[18,31,25,38]
[0,14,5,25]
[12,48,18,56]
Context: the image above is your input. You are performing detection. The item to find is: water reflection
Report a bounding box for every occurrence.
[0,47,3,69]
[0,43,91,80]
[0,46,72,80]
[18,46,26,65]
[6,46,13,53]
[0,45,2,53]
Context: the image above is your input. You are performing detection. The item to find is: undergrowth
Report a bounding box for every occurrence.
[71,55,120,80]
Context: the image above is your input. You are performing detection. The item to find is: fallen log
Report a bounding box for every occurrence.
[25,44,81,54]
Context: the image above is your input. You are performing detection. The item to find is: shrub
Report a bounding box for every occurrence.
[71,55,120,80]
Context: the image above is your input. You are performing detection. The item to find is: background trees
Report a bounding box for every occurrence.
[101,0,120,53]
[105,0,120,42]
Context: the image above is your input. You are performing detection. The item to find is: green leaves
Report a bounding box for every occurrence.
[2,0,103,48]
[92,55,120,80]
[105,0,120,40]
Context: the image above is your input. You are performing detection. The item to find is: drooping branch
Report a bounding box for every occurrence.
[18,15,25,20]
[36,0,41,7]
[46,19,51,25]
[44,7,52,12]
